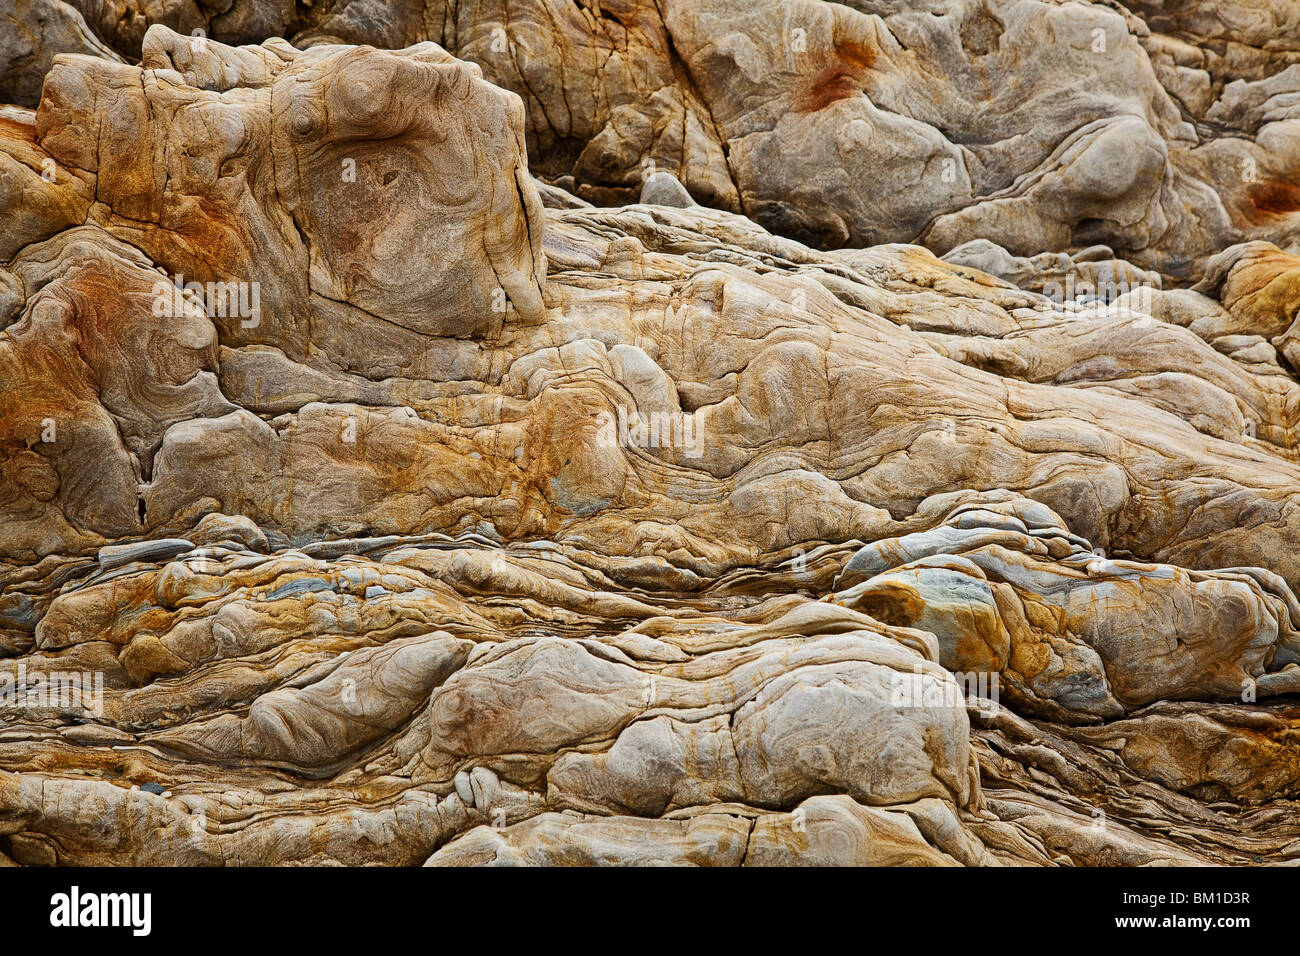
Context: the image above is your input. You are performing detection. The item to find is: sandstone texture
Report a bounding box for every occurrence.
[1,3,1300,867]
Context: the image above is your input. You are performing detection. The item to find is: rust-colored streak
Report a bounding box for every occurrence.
[798,39,876,113]
[802,68,862,112]
[1244,181,1300,224]
[836,37,876,73]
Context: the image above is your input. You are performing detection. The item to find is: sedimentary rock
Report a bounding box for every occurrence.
[295,0,1300,278]
[1,8,1300,867]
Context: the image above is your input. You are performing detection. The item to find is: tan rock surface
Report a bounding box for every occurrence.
[1,15,1300,866]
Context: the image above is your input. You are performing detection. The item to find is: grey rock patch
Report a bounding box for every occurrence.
[640,172,695,208]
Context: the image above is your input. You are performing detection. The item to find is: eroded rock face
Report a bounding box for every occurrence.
[291,0,1300,278]
[12,0,1298,275]
[2,12,1300,867]
[36,29,546,347]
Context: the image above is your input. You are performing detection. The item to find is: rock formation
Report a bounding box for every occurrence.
[1,3,1300,866]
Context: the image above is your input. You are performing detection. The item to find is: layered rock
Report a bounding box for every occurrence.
[8,0,1300,275]
[294,0,1300,277]
[1,16,1300,867]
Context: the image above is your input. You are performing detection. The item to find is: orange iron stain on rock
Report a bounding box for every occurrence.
[1244,181,1300,225]
[800,38,876,113]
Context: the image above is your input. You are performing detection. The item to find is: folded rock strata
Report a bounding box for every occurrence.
[9,0,1300,275]
[1,14,1299,866]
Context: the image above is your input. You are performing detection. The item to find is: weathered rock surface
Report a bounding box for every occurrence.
[294,0,1300,277]
[9,0,1300,275]
[1,10,1300,866]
